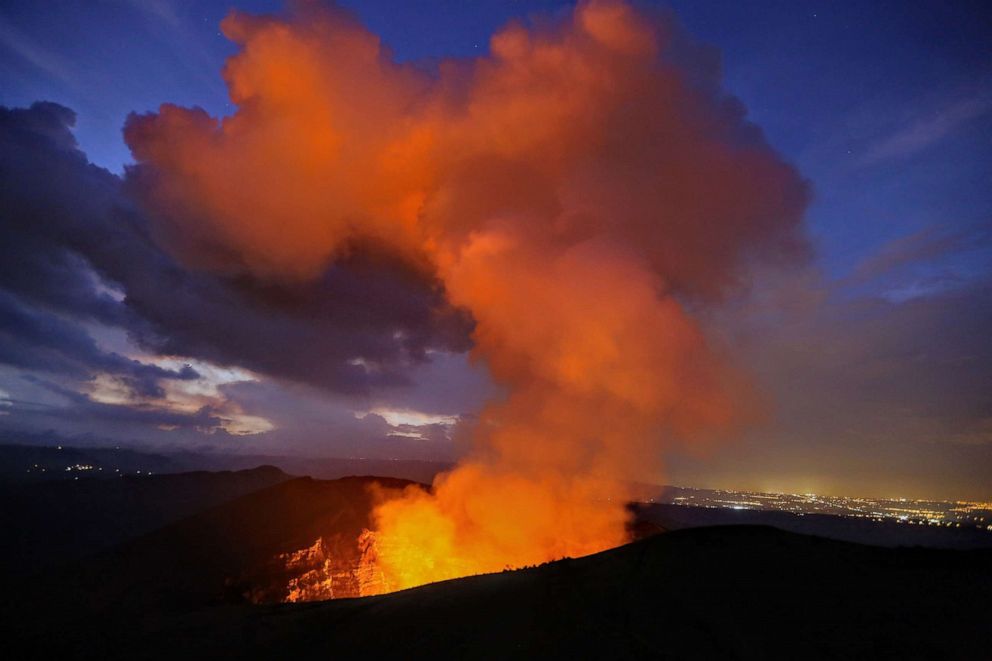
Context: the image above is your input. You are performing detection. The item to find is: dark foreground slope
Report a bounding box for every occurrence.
[636,502,992,550]
[9,523,990,660]
[6,475,415,616]
[0,465,292,579]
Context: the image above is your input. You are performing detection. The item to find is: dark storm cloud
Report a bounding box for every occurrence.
[0,102,472,396]
[122,249,472,393]
[0,290,196,398]
[0,103,138,328]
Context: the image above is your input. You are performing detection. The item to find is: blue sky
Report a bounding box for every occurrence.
[0,1,989,498]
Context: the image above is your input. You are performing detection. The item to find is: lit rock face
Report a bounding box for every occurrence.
[276,530,391,601]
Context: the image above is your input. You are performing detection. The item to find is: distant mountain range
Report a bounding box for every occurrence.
[0,442,450,484]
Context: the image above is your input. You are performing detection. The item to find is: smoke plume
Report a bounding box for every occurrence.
[125,0,808,589]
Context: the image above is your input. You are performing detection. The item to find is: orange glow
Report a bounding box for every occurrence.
[366,237,745,591]
[126,1,807,594]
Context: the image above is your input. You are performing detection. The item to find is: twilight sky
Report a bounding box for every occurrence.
[0,0,989,499]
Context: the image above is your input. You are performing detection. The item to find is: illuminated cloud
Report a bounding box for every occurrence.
[84,357,274,436]
[362,408,459,428]
[124,0,810,587]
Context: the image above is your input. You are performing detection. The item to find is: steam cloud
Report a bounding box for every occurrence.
[125,0,809,588]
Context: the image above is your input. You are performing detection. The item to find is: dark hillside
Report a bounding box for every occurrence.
[9,523,989,660]
[635,502,992,550]
[8,475,415,617]
[0,465,292,578]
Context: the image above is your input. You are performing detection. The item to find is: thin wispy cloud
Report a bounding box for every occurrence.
[117,0,225,99]
[847,225,969,284]
[840,221,992,303]
[861,88,991,165]
[0,15,77,87]
[122,0,182,28]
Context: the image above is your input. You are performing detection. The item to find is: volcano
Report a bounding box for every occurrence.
[7,474,661,611]
[5,473,990,660]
